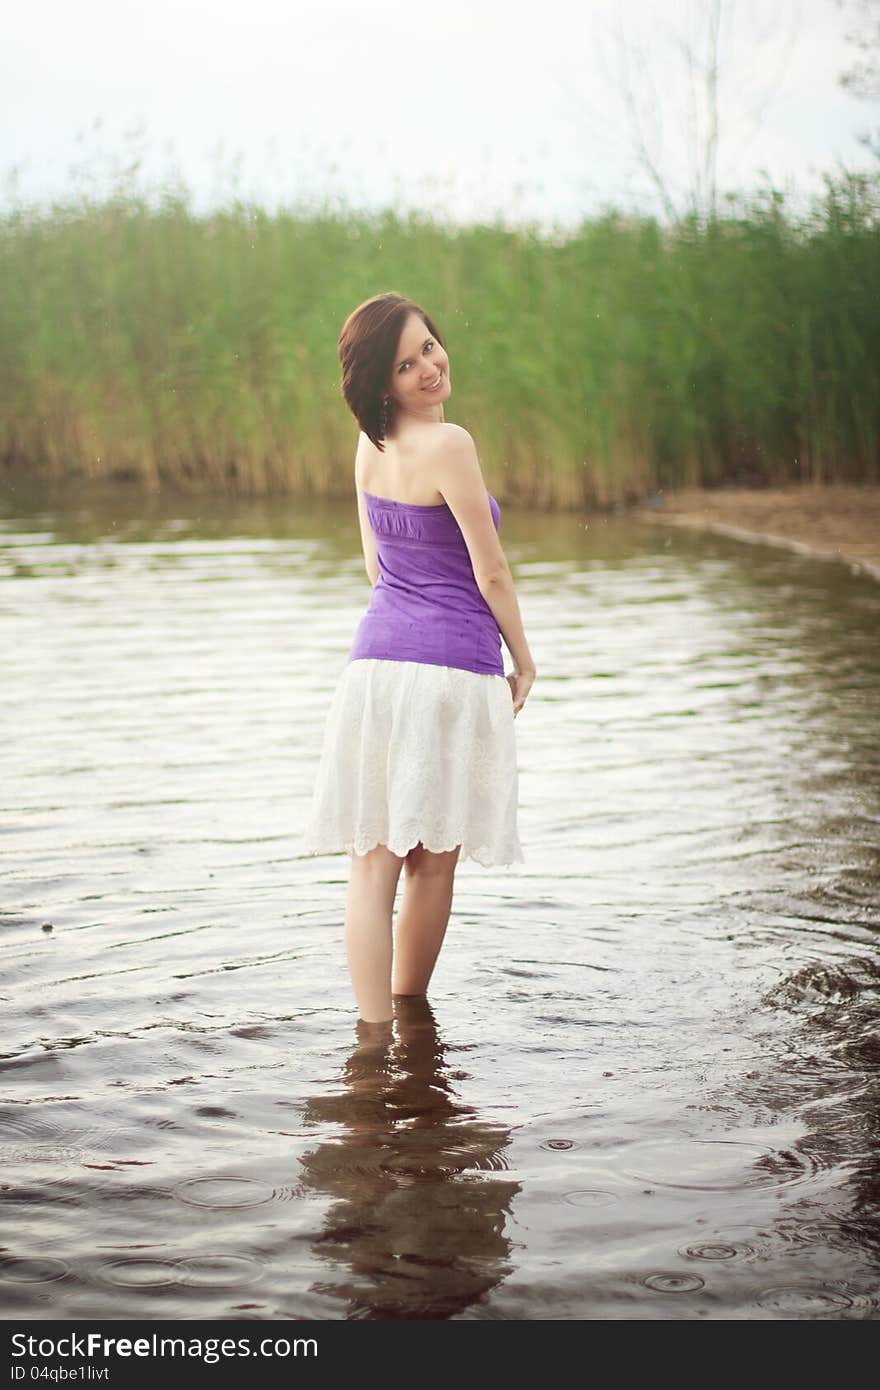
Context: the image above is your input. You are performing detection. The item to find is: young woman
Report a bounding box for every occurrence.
[303,292,536,1023]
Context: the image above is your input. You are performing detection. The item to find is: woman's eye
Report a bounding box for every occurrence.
[398,342,434,373]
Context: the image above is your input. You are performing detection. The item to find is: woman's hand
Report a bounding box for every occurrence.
[506,667,535,717]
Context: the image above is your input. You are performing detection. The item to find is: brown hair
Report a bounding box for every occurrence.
[337,291,446,451]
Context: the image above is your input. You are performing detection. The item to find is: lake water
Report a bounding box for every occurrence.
[2,478,879,1320]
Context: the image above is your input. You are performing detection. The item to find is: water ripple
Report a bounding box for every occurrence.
[173,1178,276,1209]
[641,1272,706,1293]
[621,1139,817,1192]
[0,1257,70,1283]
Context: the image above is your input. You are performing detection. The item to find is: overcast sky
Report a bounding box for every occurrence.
[2,0,875,227]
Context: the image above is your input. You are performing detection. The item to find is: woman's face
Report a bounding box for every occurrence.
[385,312,450,420]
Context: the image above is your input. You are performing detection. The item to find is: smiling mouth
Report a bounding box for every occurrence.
[423,371,445,391]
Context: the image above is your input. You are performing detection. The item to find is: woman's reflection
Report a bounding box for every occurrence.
[299,996,520,1318]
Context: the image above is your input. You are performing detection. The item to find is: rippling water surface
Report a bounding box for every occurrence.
[2,479,879,1320]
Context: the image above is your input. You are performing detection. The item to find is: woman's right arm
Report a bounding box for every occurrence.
[433,425,536,712]
[476,572,536,716]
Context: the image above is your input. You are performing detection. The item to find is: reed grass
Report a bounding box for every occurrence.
[1,169,878,506]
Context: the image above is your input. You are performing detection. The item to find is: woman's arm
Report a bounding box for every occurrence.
[432,424,536,678]
[354,438,379,586]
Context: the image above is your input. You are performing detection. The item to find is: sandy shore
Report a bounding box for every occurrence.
[632,483,880,582]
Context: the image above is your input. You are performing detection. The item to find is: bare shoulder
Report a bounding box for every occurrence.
[426,421,476,454]
[425,422,484,493]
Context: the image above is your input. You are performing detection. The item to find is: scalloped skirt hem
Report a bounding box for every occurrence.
[302,836,525,869]
[301,657,524,869]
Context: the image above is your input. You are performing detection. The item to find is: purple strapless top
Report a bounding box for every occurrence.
[347,489,504,676]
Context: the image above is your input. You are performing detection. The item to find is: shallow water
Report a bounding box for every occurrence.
[2,478,879,1321]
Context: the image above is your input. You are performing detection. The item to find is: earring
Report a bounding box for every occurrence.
[380,395,390,435]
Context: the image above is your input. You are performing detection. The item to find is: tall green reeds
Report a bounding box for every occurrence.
[1,171,878,505]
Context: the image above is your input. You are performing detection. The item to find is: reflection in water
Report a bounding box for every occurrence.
[299,998,520,1319]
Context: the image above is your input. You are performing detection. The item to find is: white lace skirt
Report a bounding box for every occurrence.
[301,657,523,867]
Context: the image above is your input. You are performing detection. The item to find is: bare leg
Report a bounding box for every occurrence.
[392,842,461,997]
[344,843,405,1023]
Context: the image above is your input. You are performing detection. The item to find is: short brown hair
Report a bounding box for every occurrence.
[337,292,446,451]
